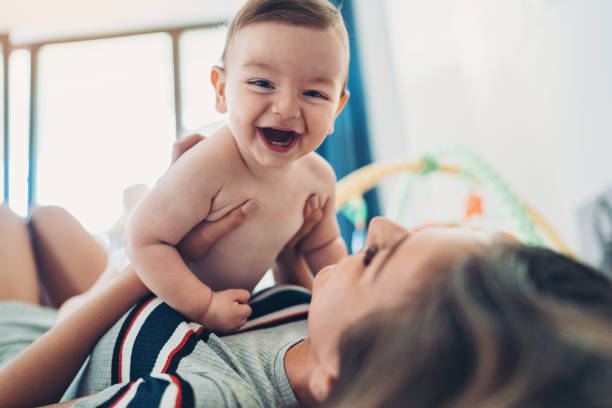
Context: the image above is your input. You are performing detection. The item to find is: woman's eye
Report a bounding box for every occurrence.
[363,245,379,266]
[303,90,327,99]
[250,80,273,89]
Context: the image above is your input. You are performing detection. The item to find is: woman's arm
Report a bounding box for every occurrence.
[0,202,255,408]
[0,269,147,407]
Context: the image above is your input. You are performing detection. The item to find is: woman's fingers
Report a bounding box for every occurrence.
[171,133,205,164]
[177,200,257,261]
[288,194,324,248]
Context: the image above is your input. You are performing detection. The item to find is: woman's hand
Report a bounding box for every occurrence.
[171,132,205,164]
[179,200,257,262]
[274,194,324,290]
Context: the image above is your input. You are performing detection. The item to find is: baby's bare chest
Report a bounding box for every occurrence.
[191,171,325,291]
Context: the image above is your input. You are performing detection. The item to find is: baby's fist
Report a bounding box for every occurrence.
[200,289,252,333]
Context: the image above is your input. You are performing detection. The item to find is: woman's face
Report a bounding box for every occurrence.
[308,217,492,376]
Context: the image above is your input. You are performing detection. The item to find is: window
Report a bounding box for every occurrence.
[179,27,227,133]
[0,41,4,200]
[35,33,175,233]
[8,49,30,216]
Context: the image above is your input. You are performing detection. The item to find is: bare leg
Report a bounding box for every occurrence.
[0,204,40,304]
[28,206,108,308]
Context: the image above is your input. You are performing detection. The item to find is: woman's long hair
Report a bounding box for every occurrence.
[324,244,612,408]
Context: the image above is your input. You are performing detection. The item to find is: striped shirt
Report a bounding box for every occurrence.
[65,285,311,408]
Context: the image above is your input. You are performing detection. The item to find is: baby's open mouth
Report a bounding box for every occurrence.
[261,127,297,147]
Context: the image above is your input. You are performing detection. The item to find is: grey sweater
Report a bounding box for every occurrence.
[64,287,311,407]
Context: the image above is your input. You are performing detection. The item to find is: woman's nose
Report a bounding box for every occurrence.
[365,217,409,247]
[272,92,300,119]
[313,264,335,286]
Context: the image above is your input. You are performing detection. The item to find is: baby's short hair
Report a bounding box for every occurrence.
[221,0,349,93]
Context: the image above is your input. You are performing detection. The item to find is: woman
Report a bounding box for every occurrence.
[326,242,612,407]
[0,198,495,407]
[4,139,608,407]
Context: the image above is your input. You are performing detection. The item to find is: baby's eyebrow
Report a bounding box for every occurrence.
[372,233,410,280]
[308,76,336,87]
[243,61,276,72]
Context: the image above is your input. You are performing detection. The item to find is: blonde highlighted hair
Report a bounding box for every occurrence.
[325,243,612,408]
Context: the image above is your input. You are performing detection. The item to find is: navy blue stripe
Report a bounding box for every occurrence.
[248,289,311,320]
[165,331,201,375]
[235,313,308,334]
[126,377,169,408]
[129,302,186,379]
[97,382,133,408]
[175,374,196,407]
[199,328,211,342]
[112,294,156,384]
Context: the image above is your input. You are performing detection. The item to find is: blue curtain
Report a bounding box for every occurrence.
[318,0,380,252]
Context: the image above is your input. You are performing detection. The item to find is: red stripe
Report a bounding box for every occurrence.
[160,324,204,373]
[161,331,193,373]
[109,381,138,408]
[245,311,308,330]
[118,297,156,382]
[169,375,183,408]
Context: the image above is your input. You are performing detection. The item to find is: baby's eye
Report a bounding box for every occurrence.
[363,245,379,266]
[303,90,327,99]
[250,80,273,89]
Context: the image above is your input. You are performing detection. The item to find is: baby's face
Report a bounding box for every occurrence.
[213,22,349,169]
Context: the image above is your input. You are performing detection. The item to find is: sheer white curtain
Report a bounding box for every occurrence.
[35,33,175,233]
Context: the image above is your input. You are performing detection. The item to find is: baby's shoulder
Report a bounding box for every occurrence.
[299,152,336,183]
[183,128,242,166]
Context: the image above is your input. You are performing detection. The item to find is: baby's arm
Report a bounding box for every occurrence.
[125,140,251,332]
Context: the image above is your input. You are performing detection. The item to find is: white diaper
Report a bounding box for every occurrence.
[104,247,131,275]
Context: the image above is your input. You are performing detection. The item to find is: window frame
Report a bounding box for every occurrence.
[1,34,9,202]
[5,22,223,211]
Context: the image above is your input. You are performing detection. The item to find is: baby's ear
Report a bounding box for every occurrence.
[309,365,336,402]
[327,91,350,134]
[211,66,228,113]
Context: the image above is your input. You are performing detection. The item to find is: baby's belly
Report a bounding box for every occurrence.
[186,223,294,292]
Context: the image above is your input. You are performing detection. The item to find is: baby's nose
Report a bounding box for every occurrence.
[272,93,300,119]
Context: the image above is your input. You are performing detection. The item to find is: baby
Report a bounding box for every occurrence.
[125,0,351,332]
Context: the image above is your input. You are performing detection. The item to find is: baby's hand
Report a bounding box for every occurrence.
[199,289,252,333]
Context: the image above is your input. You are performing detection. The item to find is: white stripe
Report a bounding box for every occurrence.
[112,378,144,408]
[188,322,203,332]
[240,303,309,331]
[152,322,194,373]
[122,297,163,381]
[152,373,180,407]
[249,284,311,303]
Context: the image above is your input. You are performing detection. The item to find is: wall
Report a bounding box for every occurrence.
[356,0,612,254]
[0,0,246,44]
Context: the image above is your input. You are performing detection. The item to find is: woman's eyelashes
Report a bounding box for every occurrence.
[363,245,379,266]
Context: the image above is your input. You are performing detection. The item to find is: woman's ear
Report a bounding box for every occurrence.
[309,365,336,402]
[211,65,228,113]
